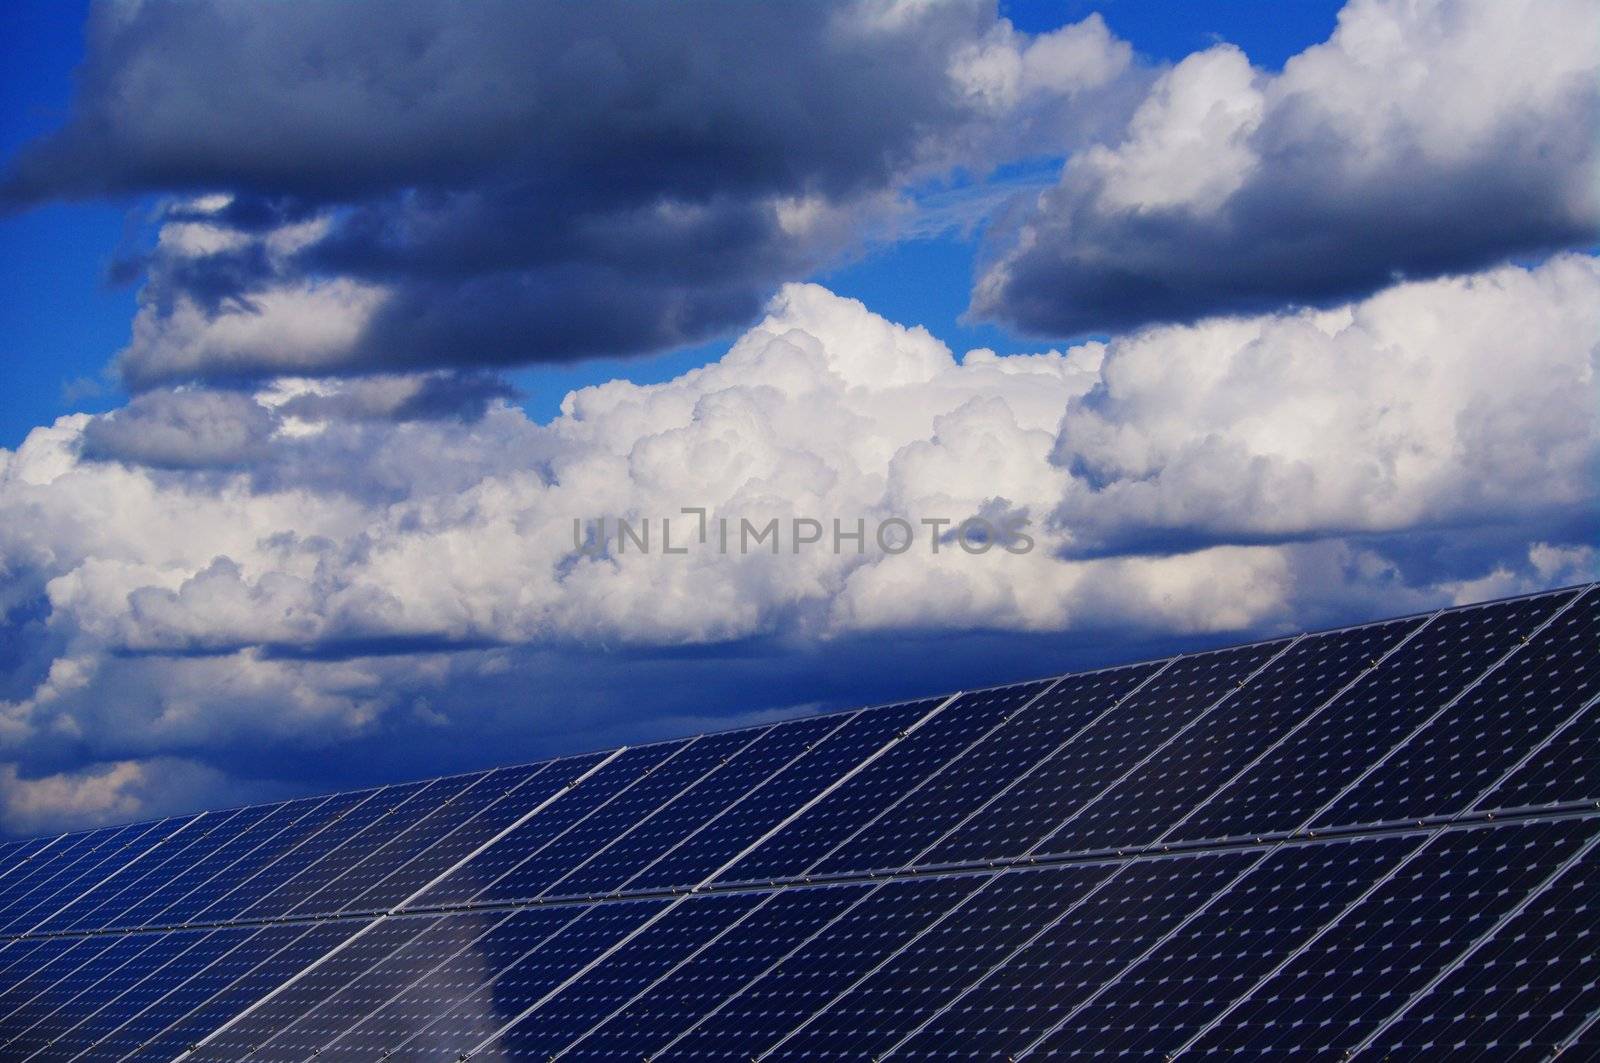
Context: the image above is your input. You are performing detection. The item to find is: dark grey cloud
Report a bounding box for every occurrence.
[4,0,1129,384]
[80,388,275,469]
[973,0,1600,336]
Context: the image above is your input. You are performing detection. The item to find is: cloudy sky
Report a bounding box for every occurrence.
[0,0,1595,836]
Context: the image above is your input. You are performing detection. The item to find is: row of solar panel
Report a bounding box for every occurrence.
[0,813,1594,1061]
[0,585,1595,943]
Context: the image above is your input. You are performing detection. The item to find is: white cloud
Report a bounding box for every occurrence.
[974,0,1600,334]
[1,259,1595,829]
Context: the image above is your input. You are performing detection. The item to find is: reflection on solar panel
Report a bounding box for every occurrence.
[1,584,1596,1060]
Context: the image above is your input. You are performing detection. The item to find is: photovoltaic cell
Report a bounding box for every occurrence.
[494,731,764,900]
[184,789,396,925]
[658,874,982,1060]
[924,641,1285,866]
[888,849,1257,1059]
[765,863,1114,1061]
[812,666,1157,878]
[411,744,683,908]
[1314,588,1600,830]
[186,915,436,1060]
[703,693,1006,886]
[558,714,845,896]
[560,883,867,1060]
[1024,833,1423,1059]
[710,698,944,885]
[120,920,360,1063]
[309,906,573,1060]
[0,585,1592,1061]
[384,898,666,1059]
[489,891,761,1059]
[1169,591,1574,843]
[1358,834,1600,1059]
[1182,817,1600,1057]
[812,675,1152,877]
[46,805,278,934]
[234,909,506,1061]
[40,926,244,1060]
[1037,618,1421,856]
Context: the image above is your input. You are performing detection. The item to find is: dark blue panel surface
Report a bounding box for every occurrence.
[112,795,331,930]
[311,906,580,1061]
[284,771,496,916]
[0,937,116,1025]
[815,666,1156,876]
[262,777,477,920]
[8,931,191,1059]
[0,817,190,936]
[659,874,982,1059]
[1,932,157,1053]
[556,714,844,897]
[47,804,276,933]
[487,733,757,902]
[1172,592,1573,843]
[926,642,1283,866]
[1316,589,1600,830]
[37,926,239,1060]
[562,883,866,1060]
[188,915,436,1060]
[1477,688,1600,814]
[1184,817,1600,1057]
[889,849,1256,1060]
[741,687,1050,882]
[120,920,362,1063]
[384,898,665,1059]
[1025,833,1422,1059]
[412,743,685,908]
[0,830,106,919]
[1040,619,1421,856]
[239,909,510,1061]
[491,891,760,1059]
[179,790,383,925]
[1358,834,1600,1059]
[766,863,1114,1061]
[339,760,560,914]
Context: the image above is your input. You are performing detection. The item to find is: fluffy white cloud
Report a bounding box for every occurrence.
[1,260,1595,831]
[975,0,1600,333]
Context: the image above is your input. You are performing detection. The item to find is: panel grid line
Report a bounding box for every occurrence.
[1295,583,1593,835]
[549,889,784,1060]
[534,724,775,899]
[1344,825,1600,1059]
[1010,849,1280,1061]
[1147,608,1443,847]
[697,692,960,888]
[873,856,1141,1060]
[1161,825,1456,1061]
[174,747,626,1060]
[600,708,865,896]
[5,818,190,940]
[790,678,1065,879]
[907,654,1182,873]
[640,882,890,1061]
[751,874,1002,1061]
[1548,1004,1600,1059]
[1017,634,1306,861]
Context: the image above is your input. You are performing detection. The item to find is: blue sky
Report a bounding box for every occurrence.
[0,0,1593,834]
[0,0,1347,441]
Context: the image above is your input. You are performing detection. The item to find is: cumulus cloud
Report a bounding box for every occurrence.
[0,757,270,837]
[1,261,1594,829]
[2,0,1136,386]
[974,0,1600,334]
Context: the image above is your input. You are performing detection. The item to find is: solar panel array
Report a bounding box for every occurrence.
[0,583,1596,1061]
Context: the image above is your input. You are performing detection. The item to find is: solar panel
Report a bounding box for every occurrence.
[0,584,1595,1060]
